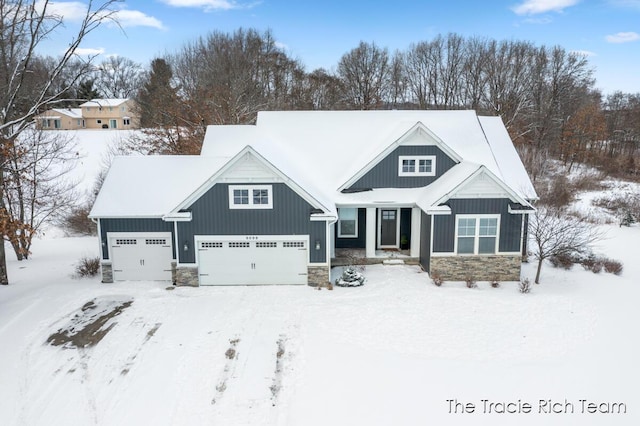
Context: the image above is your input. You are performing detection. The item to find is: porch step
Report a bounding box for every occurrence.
[382,259,405,265]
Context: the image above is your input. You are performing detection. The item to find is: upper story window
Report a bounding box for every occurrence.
[456,215,499,255]
[229,185,273,209]
[338,208,358,238]
[398,155,436,177]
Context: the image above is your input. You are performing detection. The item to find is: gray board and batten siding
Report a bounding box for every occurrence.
[99,218,175,260]
[177,182,327,264]
[347,145,457,190]
[431,198,523,254]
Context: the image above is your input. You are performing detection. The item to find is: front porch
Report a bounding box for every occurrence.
[332,206,423,262]
[332,248,420,266]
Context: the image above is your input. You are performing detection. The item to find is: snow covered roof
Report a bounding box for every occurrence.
[477,116,538,200]
[94,110,535,220]
[80,99,130,108]
[51,108,83,119]
[201,110,537,204]
[89,155,229,218]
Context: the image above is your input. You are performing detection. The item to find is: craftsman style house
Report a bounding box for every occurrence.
[35,99,139,130]
[89,110,537,286]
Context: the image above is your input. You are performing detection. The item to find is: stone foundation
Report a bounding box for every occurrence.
[171,261,177,284]
[308,265,330,287]
[101,263,113,283]
[176,266,199,287]
[430,255,522,281]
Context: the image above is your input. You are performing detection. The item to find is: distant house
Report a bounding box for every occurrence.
[80,99,139,129]
[34,108,84,130]
[90,110,537,287]
[35,99,139,130]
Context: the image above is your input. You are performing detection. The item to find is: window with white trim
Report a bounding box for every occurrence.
[338,208,358,238]
[456,215,499,254]
[123,118,131,126]
[228,185,273,209]
[398,155,436,176]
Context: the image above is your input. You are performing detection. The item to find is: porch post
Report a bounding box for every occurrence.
[410,207,421,258]
[329,221,335,259]
[366,207,376,258]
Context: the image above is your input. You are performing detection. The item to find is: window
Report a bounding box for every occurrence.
[398,155,436,176]
[338,208,358,238]
[229,185,273,209]
[123,118,131,126]
[96,119,102,124]
[456,215,499,255]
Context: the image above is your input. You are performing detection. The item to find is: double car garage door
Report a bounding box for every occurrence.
[108,233,308,285]
[197,237,308,285]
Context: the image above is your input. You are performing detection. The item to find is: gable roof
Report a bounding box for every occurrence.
[80,99,130,108]
[89,155,227,218]
[171,145,336,216]
[201,110,536,203]
[93,110,536,220]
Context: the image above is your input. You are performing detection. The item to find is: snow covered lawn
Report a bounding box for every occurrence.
[1,226,639,426]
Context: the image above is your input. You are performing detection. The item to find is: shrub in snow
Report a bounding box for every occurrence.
[431,272,444,287]
[549,253,575,270]
[620,210,636,227]
[519,278,531,294]
[75,256,100,278]
[334,266,365,287]
[490,277,500,288]
[603,258,623,275]
[464,276,477,289]
[62,204,97,236]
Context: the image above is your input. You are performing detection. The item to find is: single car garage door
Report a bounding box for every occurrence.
[197,236,309,285]
[109,233,173,281]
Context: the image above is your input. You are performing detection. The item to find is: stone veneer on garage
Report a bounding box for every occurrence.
[176,266,199,287]
[307,265,330,287]
[101,263,113,283]
[430,255,522,281]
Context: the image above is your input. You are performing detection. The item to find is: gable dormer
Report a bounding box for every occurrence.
[341,122,461,192]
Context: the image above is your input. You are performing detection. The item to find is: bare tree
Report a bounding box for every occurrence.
[0,0,119,284]
[337,41,390,109]
[529,207,602,284]
[3,128,78,258]
[95,56,143,98]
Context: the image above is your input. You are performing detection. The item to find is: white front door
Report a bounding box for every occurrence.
[197,236,308,285]
[109,233,173,281]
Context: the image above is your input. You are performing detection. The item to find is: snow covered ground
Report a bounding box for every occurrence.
[0,131,638,425]
[0,224,638,426]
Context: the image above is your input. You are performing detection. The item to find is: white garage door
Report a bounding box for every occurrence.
[197,236,308,285]
[109,233,173,281]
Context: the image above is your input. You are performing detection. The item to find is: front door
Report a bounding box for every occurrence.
[110,119,117,129]
[380,209,398,247]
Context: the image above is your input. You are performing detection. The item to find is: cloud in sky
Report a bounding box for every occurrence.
[73,47,105,56]
[39,2,163,29]
[159,0,247,11]
[512,0,581,15]
[114,9,164,29]
[605,31,640,43]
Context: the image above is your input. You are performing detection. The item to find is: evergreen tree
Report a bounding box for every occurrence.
[137,58,179,128]
[76,80,101,103]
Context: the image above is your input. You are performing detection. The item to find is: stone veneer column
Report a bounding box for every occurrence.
[430,255,522,281]
[101,263,113,283]
[176,266,199,287]
[308,265,330,287]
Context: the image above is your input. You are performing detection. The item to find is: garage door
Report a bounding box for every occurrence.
[109,233,173,281]
[197,237,308,285]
